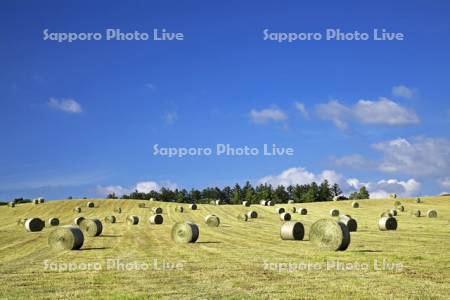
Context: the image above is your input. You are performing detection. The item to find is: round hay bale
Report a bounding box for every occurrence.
[33,199,39,204]
[215,200,221,205]
[287,200,294,204]
[352,201,359,208]
[416,197,422,203]
[189,204,197,210]
[127,215,139,225]
[79,219,103,237]
[149,214,164,225]
[9,202,15,208]
[394,200,401,206]
[237,213,248,221]
[280,221,304,240]
[48,225,84,250]
[114,207,122,213]
[397,205,405,212]
[260,200,267,206]
[267,201,275,206]
[339,215,357,232]
[210,200,216,205]
[247,211,258,219]
[105,215,117,223]
[380,211,393,218]
[152,207,163,214]
[48,218,60,226]
[298,208,307,215]
[242,201,250,207]
[74,217,85,226]
[411,209,421,217]
[291,207,297,213]
[427,210,437,218]
[390,193,397,199]
[87,202,95,208]
[204,214,220,227]
[171,222,199,243]
[39,198,45,203]
[73,207,81,213]
[279,212,291,221]
[390,209,398,216]
[330,209,340,217]
[138,203,146,208]
[25,218,45,232]
[175,206,184,213]
[309,219,350,251]
[378,217,397,231]
[276,207,285,214]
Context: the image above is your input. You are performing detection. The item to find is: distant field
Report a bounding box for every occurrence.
[0,197,449,299]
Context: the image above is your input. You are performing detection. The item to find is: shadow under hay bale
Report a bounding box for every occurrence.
[280,221,304,240]
[309,219,350,251]
[48,225,84,250]
[171,222,199,243]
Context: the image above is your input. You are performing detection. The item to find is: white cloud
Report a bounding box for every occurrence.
[163,111,177,124]
[333,154,370,169]
[48,97,82,113]
[438,177,450,188]
[392,85,415,99]
[96,180,178,196]
[258,166,421,198]
[316,98,419,129]
[294,102,309,119]
[373,137,450,176]
[249,107,287,124]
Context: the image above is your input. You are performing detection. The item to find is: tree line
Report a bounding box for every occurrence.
[107,180,370,204]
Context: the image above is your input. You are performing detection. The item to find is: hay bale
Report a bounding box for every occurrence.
[189,204,197,210]
[394,200,401,206]
[279,212,291,221]
[9,202,15,208]
[260,200,267,206]
[339,215,357,232]
[48,225,84,250]
[280,221,304,240]
[351,201,359,208]
[127,215,139,225]
[287,200,294,204]
[390,193,397,199]
[237,214,248,221]
[397,205,405,212]
[171,222,199,243]
[298,208,307,215]
[79,219,103,237]
[291,207,297,213]
[276,207,285,214]
[175,206,184,213]
[378,217,397,231]
[48,218,60,226]
[267,201,275,206]
[33,199,39,204]
[105,215,117,223]
[330,209,340,217]
[390,209,398,216]
[416,197,422,203]
[309,219,350,251]
[25,218,45,232]
[87,202,95,208]
[149,214,164,225]
[215,200,221,205]
[138,203,146,208]
[73,207,81,213]
[210,200,216,205]
[411,209,421,217]
[114,207,122,213]
[74,217,85,226]
[152,207,163,214]
[247,211,258,219]
[427,210,437,218]
[39,198,45,203]
[204,214,220,227]
[242,201,250,207]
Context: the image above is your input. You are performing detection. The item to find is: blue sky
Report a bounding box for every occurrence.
[1,0,449,200]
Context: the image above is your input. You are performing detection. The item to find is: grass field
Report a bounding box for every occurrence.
[1,196,449,299]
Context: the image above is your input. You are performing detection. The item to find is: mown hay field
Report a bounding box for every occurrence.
[1,196,450,299]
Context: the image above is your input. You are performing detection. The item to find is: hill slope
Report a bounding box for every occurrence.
[0,197,449,299]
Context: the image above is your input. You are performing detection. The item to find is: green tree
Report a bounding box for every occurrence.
[358,186,370,199]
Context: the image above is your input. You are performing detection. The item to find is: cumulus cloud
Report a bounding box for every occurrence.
[373,137,450,176]
[294,102,309,119]
[258,166,421,198]
[333,154,371,169]
[392,85,415,99]
[316,98,419,129]
[48,97,82,113]
[96,180,178,196]
[249,107,287,124]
